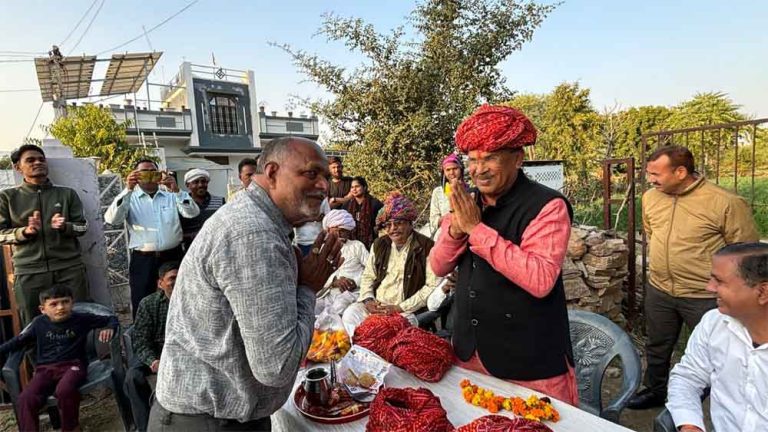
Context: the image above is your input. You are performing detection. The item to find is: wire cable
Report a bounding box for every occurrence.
[59,0,99,47]
[96,0,198,56]
[25,102,45,140]
[0,89,38,93]
[68,0,106,54]
[0,50,46,55]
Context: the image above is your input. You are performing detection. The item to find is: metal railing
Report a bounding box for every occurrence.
[636,118,768,310]
[110,108,193,134]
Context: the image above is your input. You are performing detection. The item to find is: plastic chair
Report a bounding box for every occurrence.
[1,302,133,431]
[654,409,676,432]
[123,325,135,364]
[568,309,642,423]
[653,388,710,432]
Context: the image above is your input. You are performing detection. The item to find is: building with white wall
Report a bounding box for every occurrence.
[105,62,319,196]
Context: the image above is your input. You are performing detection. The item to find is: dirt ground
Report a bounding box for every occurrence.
[0,391,124,431]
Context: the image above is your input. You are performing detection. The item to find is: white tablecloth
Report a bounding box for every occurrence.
[273,364,634,432]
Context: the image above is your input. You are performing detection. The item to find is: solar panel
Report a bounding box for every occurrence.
[34,55,96,102]
[99,52,162,96]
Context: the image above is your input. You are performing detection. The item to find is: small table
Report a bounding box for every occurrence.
[273,364,634,432]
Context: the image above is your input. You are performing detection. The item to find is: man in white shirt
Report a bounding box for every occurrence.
[104,159,199,317]
[667,242,768,432]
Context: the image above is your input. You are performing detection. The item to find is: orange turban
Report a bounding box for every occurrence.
[455,104,537,153]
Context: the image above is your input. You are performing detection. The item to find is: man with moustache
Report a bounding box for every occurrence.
[180,168,225,249]
[0,144,89,325]
[105,159,199,318]
[149,137,344,431]
[341,192,441,336]
[628,145,758,409]
[429,105,578,405]
[228,157,258,199]
[238,157,258,189]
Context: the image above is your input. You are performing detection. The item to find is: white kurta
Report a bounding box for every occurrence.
[428,185,451,240]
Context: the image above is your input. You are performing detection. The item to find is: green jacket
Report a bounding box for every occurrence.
[0,180,87,275]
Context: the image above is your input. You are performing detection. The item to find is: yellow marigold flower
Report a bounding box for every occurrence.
[502,398,513,411]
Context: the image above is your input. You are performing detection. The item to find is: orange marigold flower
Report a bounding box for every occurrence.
[458,377,560,421]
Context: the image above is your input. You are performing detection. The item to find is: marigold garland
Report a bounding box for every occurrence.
[459,379,560,422]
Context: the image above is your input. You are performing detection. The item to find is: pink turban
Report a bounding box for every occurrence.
[441,153,461,169]
[455,104,537,153]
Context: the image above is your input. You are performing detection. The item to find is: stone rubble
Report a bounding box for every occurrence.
[564,225,630,328]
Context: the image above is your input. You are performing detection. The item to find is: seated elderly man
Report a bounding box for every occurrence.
[341,192,441,336]
[316,209,369,315]
[666,242,768,432]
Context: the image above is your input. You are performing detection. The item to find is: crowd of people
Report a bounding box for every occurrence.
[0,104,765,432]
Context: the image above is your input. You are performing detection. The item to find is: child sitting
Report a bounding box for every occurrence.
[0,284,118,432]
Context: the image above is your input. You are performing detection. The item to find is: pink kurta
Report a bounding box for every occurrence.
[429,199,579,405]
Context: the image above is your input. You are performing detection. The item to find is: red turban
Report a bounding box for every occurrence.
[353,314,411,359]
[366,387,454,432]
[457,415,554,432]
[455,104,537,153]
[389,326,454,382]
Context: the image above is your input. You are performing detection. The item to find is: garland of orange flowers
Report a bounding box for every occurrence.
[459,379,560,422]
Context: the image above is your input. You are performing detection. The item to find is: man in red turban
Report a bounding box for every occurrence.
[430,105,578,405]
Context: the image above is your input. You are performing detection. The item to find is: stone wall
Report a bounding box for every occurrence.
[564,225,629,328]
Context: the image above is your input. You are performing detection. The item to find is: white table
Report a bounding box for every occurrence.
[273,365,634,432]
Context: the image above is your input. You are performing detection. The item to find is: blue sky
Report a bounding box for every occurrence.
[1,0,766,150]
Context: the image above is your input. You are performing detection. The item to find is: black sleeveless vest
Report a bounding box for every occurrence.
[452,172,575,380]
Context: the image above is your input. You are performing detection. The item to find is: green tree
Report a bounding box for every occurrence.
[665,91,743,130]
[505,82,601,203]
[46,105,154,176]
[607,105,673,161]
[275,0,556,214]
[662,92,748,177]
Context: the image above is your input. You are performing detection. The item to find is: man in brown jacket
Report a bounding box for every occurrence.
[341,192,440,336]
[628,145,759,409]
